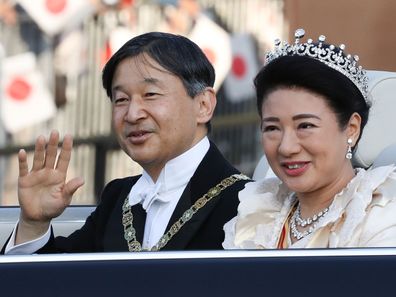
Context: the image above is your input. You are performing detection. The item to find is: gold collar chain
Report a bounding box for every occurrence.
[122,173,250,252]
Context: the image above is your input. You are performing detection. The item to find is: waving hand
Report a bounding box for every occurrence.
[16,130,84,244]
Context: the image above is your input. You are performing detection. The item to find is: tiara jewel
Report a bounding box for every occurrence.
[265,28,369,103]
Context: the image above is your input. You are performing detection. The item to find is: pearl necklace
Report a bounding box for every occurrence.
[290,204,329,240]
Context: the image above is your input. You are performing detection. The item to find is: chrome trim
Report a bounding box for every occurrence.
[1,248,396,264]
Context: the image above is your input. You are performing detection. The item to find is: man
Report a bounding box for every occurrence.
[3,32,250,253]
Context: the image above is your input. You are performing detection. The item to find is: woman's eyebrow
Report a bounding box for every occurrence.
[292,114,321,121]
[262,116,279,122]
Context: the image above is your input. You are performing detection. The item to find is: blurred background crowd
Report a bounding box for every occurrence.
[0,0,395,205]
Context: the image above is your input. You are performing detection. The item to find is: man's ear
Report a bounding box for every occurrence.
[195,87,217,125]
[347,112,362,146]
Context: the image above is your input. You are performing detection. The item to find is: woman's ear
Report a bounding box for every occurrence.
[195,87,217,125]
[347,112,362,146]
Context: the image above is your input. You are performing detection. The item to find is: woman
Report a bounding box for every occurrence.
[223,29,396,248]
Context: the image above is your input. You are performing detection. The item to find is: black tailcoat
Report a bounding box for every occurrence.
[24,143,250,253]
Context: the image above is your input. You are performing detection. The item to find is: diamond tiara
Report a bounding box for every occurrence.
[265,28,369,103]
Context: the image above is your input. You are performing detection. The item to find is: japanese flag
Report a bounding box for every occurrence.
[1,53,56,133]
[109,26,136,55]
[189,14,232,91]
[223,34,260,102]
[101,26,136,68]
[16,0,94,36]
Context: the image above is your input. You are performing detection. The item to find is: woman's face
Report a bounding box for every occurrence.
[261,87,360,196]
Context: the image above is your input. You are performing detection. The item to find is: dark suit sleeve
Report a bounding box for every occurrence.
[37,178,131,253]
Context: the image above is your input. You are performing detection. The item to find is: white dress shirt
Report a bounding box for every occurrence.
[128,136,209,249]
[4,137,209,254]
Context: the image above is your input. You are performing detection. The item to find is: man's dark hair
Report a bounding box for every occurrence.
[102,32,215,131]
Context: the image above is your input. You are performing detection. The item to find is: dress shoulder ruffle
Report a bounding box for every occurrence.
[223,165,396,249]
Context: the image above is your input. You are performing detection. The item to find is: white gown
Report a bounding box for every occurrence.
[223,165,396,249]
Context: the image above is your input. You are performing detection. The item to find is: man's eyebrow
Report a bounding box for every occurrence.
[111,77,162,92]
[111,85,123,92]
[142,77,160,84]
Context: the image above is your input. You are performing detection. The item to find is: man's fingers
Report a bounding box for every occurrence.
[20,131,74,177]
[44,130,60,169]
[18,149,29,177]
[56,134,73,173]
[31,135,46,171]
[63,177,85,199]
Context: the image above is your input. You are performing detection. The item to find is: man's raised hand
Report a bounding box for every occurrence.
[16,130,84,244]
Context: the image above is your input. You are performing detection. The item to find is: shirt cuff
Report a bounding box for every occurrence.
[4,221,51,255]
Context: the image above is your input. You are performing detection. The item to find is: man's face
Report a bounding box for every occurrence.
[111,54,208,180]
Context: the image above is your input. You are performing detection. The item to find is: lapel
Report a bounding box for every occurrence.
[162,141,240,250]
[130,204,147,244]
[103,176,147,251]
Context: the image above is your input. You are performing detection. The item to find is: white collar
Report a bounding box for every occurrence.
[128,137,210,208]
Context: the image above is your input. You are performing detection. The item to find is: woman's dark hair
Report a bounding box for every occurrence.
[102,32,215,131]
[254,54,370,146]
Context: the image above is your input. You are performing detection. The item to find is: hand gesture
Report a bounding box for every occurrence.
[16,130,84,243]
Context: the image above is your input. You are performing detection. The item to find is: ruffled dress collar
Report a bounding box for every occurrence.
[224,165,396,249]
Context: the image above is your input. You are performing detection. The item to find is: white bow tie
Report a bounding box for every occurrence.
[139,182,166,211]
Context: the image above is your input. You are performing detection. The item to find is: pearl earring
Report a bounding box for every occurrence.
[346,138,353,159]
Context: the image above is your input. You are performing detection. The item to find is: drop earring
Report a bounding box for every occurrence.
[346,138,353,159]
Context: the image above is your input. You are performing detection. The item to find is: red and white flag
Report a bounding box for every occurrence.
[100,26,136,68]
[16,0,94,36]
[1,53,56,133]
[189,14,232,91]
[109,26,136,55]
[223,34,260,102]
